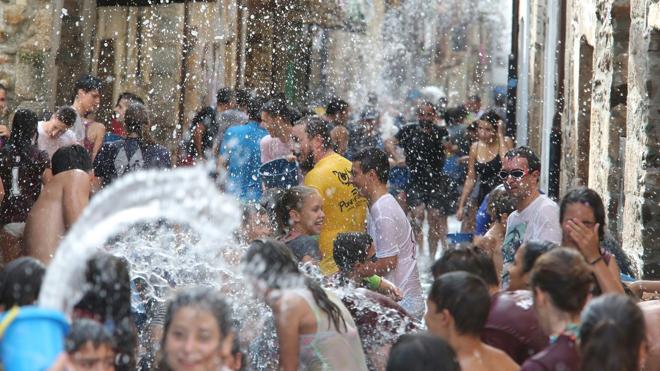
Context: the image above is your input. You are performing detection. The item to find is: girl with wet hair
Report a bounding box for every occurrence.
[243,239,368,371]
[274,185,324,263]
[521,247,593,370]
[180,106,219,164]
[580,294,647,371]
[0,109,51,261]
[159,287,235,371]
[386,333,460,371]
[456,110,513,231]
[560,187,627,294]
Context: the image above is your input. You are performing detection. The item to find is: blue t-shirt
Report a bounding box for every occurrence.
[94,138,172,186]
[220,121,268,202]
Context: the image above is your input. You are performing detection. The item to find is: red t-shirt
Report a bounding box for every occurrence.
[481,290,549,364]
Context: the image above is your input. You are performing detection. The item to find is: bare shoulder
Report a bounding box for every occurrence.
[485,343,520,370]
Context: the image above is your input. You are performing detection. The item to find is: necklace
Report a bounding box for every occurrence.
[550,322,580,344]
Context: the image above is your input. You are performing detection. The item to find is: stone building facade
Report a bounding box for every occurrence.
[515,0,659,277]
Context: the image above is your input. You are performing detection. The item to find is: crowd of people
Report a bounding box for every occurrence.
[0,78,659,371]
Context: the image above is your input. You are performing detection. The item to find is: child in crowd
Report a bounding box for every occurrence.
[475,185,516,278]
[274,186,323,263]
[159,287,235,371]
[243,239,368,371]
[50,319,116,371]
[333,232,402,301]
[0,256,45,311]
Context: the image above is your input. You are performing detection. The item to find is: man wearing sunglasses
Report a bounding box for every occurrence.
[499,146,562,286]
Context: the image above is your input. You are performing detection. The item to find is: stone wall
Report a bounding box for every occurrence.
[0,0,55,117]
[622,0,660,278]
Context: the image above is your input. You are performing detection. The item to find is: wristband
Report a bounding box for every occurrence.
[589,256,603,265]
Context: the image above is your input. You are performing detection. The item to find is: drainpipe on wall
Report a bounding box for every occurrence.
[177,0,192,139]
[540,0,560,194]
[515,0,530,145]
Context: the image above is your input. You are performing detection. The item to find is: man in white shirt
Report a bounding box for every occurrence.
[38,106,78,159]
[350,147,425,319]
[500,146,562,285]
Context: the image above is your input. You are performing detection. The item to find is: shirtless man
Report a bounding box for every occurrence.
[23,145,92,264]
[425,271,519,371]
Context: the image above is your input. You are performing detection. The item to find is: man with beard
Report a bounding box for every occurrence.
[499,146,561,286]
[291,116,367,275]
[385,101,451,260]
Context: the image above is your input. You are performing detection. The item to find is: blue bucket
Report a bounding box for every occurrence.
[446,233,473,247]
[0,306,69,371]
[259,158,298,189]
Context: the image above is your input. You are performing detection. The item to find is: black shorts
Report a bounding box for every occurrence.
[406,178,456,215]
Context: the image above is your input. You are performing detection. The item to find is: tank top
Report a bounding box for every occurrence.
[83,120,95,154]
[294,288,369,371]
[474,142,502,204]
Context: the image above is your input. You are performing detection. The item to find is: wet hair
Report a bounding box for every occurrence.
[505,146,541,173]
[56,106,78,127]
[529,247,593,314]
[124,102,155,144]
[353,147,390,183]
[302,116,333,149]
[247,95,265,121]
[468,95,481,102]
[0,257,46,308]
[560,187,606,241]
[273,186,318,235]
[431,246,499,287]
[243,239,347,332]
[235,89,250,109]
[428,271,491,336]
[6,109,38,158]
[580,294,646,371]
[386,333,460,371]
[478,110,503,129]
[116,92,144,106]
[520,240,558,274]
[217,88,234,105]
[75,252,135,371]
[51,144,93,175]
[333,232,373,273]
[65,319,115,353]
[325,98,349,116]
[487,186,516,221]
[262,98,293,124]
[189,106,218,153]
[415,100,437,116]
[443,106,468,125]
[162,287,234,345]
[74,74,102,95]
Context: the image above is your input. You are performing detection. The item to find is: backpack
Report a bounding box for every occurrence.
[114,142,145,177]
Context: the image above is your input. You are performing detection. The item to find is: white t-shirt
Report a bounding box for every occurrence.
[367,193,424,317]
[37,121,77,159]
[501,194,562,284]
[260,135,291,164]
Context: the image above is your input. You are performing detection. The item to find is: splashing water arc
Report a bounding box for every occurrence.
[38,166,241,313]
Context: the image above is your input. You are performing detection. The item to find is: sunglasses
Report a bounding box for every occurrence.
[499,169,528,180]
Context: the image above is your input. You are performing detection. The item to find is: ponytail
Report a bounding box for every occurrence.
[580,294,645,371]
